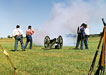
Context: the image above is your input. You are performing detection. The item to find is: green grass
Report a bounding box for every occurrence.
[0,37,106,75]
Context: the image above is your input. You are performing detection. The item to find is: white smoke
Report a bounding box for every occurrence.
[33,0,106,46]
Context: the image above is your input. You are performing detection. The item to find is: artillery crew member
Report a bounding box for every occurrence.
[75,25,82,49]
[12,25,24,51]
[84,24,89,49]
[24,25,34,50]
[75,23,86,50]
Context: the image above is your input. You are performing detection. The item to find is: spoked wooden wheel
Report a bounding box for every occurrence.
[57,35,63,49]
[44,36,50,49]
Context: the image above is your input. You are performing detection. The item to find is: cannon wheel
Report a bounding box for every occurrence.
[44,36,50,49]
[57,35,63,49]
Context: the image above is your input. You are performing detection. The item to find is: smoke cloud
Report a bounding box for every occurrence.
[33,0,106,46]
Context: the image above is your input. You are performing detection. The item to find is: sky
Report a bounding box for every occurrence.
[0,0,106,38]
[0,0,66,37]
[1,0,106,45]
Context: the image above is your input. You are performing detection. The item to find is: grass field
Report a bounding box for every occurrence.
[0,36,106,75]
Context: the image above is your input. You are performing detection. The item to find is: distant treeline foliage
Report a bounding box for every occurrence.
[89,32,103,37]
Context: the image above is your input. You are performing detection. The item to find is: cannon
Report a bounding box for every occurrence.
[44,35,63,49]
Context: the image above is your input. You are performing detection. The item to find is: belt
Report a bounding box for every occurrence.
[15,35,23,37]
[26,35,31,36]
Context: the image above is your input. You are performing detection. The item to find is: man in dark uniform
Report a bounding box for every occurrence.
[75,23,86,50]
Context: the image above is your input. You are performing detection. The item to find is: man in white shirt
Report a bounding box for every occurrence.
[84,24,89,49]
[12,25,25,51]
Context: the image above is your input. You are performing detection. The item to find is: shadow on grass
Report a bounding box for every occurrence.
[72,48,81,50]
[42,48,61,50]
[9,50,15,52]
[9,50,26,52]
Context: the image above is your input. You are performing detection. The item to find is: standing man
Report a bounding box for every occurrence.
[75,23,86,50]
[84,24,89,49]
[24,26,34,50]
[12,25,24,51]
[75,25,82,49]
[80,23,86,50]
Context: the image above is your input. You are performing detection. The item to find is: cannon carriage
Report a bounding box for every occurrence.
[44,35,63,49]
